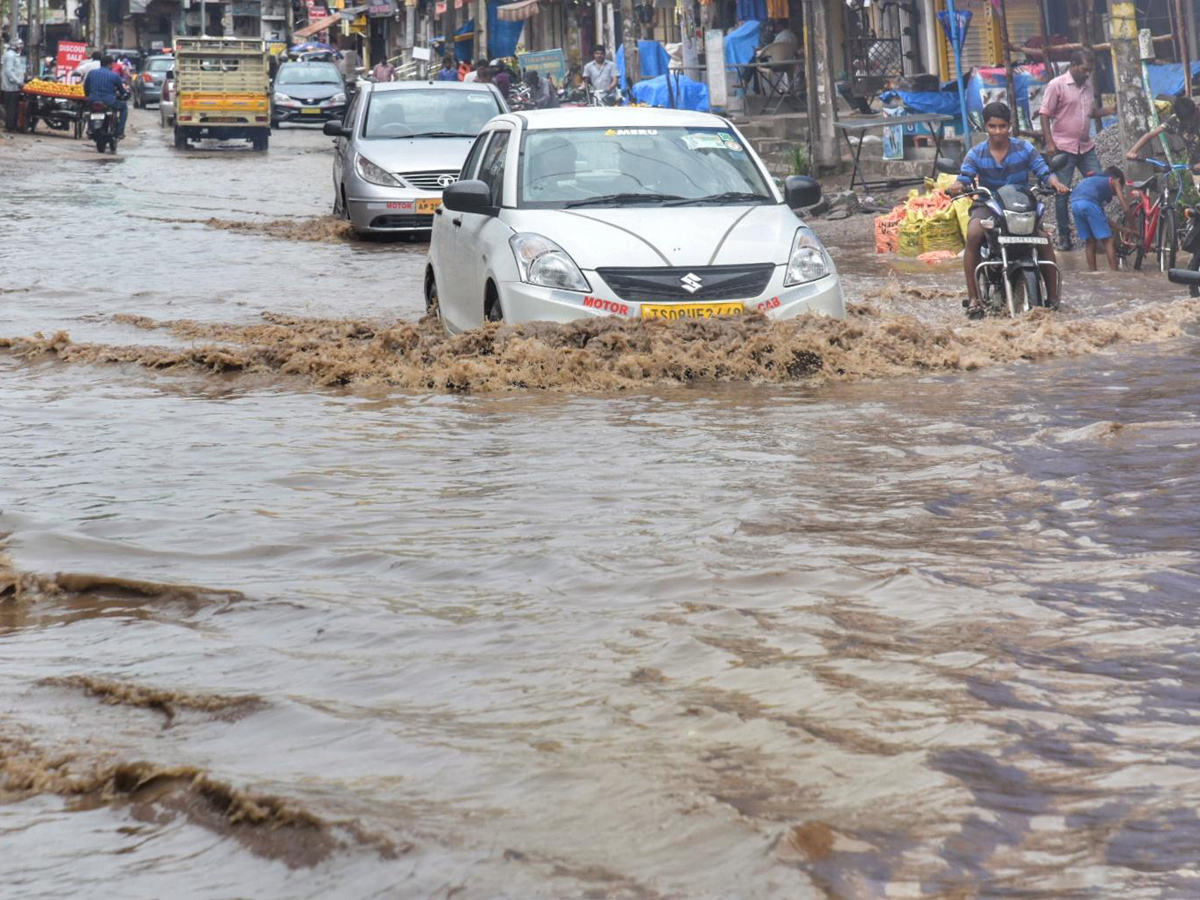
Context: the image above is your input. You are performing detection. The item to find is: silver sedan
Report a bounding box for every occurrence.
[324,80,507,236]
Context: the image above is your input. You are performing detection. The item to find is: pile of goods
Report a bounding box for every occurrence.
[874,173,972,261]
[21,79,85,99]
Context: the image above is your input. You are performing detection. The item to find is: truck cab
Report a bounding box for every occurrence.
[173,37,270,151]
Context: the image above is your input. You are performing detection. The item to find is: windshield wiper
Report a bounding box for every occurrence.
[564,192,685,208]
[412,131,477,138]
[663,191,774,206]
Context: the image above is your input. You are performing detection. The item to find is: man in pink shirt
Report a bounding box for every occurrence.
[1039,50,1116,250]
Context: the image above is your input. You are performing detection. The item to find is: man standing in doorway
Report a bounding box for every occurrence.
[2,39,27,132]
[583,45,618,101]
[1039,50,1115,251]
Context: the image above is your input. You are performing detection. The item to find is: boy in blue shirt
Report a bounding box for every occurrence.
[1069,166,1131,271]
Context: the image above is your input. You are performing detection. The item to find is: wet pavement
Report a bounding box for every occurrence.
[4,108,1200,898]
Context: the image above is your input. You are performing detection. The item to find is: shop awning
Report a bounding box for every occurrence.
[497,0,540,21]
[293,13,341,37]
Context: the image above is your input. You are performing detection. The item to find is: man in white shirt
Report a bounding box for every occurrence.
[2,39,26,131]
[582,45,618,100]
[73,50,102,85]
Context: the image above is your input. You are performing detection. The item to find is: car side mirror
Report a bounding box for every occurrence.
[442,179,498,216]
[934,155,962,174]
[323,121,350,137]
[784,175,821,209]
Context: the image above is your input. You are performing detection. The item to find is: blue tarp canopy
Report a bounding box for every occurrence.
[1146,61,1200,98]
[487,1,525,59]
[616,40,671,89]
[629,73,711,112]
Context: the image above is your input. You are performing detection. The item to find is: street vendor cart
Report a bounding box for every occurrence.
[19,79,86,138]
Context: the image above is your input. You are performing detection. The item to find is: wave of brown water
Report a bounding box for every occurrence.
[5,298,1199,393]
[204,215,358,243]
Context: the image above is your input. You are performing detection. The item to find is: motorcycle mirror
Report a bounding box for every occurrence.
[1048,152,1072,173]
[934,156,961,175]
[1167,268,1200,286]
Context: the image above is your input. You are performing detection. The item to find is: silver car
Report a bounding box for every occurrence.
[324,80,507,236]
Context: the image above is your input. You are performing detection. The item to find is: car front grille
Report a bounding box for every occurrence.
[369,214,434,229]
[596,264,775,302]
[401,170,459,190]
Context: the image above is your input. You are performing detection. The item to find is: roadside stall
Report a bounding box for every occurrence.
[19,79,86,138]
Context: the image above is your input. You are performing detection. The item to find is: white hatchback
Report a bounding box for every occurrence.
[425,108,845,333]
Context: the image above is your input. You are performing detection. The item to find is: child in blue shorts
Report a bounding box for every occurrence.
[1069,166,1131,271]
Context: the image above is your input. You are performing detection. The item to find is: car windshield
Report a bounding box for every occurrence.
[147,59,173,72]
[360,89,501,139]
[518,127,775,208]
[277,64,342,85]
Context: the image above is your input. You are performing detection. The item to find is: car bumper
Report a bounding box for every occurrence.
[346,190,443,233]
[274,105,346,124]
[496,269,846,324]
[141,87,163,103]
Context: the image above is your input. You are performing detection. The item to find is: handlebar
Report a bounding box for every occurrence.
[1144,158,1191,171]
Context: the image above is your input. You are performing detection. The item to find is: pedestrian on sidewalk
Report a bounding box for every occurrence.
[2,39,27,132]
[1038,50,1116,252]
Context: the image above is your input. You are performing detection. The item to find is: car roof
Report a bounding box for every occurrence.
[369,80,500,93]
[507,108,732,130]
[279,60,339,67]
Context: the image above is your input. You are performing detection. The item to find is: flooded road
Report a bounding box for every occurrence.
[4,110,1200,898]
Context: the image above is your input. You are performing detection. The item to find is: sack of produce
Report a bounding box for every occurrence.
[951,195,972,239]
[874,205,905,254]
[897,214,926,257]
[922,205,964,253]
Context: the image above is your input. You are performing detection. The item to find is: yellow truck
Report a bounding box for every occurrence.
[173,37,270,151]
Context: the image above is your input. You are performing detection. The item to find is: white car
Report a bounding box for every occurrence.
[425,108,844,333]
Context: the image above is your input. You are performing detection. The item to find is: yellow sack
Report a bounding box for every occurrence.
[897,218,925,257]
[922,212,964,254]
[934,172,960,192]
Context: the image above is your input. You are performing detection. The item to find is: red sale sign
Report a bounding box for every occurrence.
[56,41,88,79]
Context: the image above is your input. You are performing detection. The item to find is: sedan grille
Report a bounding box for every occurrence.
[369,214,434,229]
[596,264,775,302]
[401,170,459,190]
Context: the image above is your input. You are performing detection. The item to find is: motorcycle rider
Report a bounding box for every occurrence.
[583,45,618,104]
[83,55,129,140]
[947,101,1069,318]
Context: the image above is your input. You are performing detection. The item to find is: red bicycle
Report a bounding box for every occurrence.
[1118,158,1189,272]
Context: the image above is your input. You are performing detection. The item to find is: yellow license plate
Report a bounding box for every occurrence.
[641,302,744,319]
[416,198,442,214]
[301,106,320,114]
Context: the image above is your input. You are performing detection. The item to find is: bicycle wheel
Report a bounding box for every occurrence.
[1133,207,1148,271]
[1158,206,1179,273]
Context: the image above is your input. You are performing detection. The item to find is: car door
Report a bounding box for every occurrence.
[436,128,497,330]
[452,127,512,326]
[332,85,365,213]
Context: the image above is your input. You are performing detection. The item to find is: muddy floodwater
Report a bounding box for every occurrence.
[5,111,1200,899]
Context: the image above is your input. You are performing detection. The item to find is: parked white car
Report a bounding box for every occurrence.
[425,108,844,333]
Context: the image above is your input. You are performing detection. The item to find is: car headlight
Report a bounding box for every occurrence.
[355,153,402,188]
[273,92,294,105]
[509,233,591,292]
[783,226,832,286]
[329,92,346,105]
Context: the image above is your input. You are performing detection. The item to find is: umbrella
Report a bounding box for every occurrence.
[290,41,338,53]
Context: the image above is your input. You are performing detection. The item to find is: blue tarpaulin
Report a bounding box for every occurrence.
[616,40,672,89]
[736,0,766,22]
[1146,62,1200,98]
[630,73,711,112]
[487,1,525,60]
[724,19,760,70]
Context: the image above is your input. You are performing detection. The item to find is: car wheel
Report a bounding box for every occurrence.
[484,283,504,323]
[425,269,440,317]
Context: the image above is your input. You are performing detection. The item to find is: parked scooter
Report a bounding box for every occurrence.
[935,153,1071,316]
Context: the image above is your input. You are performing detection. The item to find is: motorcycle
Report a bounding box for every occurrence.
[86,100,121,153]
[936,153,1070,317]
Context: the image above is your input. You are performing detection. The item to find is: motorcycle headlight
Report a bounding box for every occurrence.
[272,91,292,104]
[1004,209,1037,236]
[355,154,402,188]
[509,233,591,292]
[784,227,832,286]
